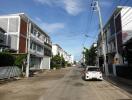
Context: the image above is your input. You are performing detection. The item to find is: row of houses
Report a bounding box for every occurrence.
[97,6,132,76]
[0,13,73,74]
[52,44,74,64]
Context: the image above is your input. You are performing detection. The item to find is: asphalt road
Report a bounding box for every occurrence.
[0,66,131,100]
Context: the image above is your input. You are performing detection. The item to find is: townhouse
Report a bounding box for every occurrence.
[97,6,132,75]
[52,44,74,64]
[0,13,52,70]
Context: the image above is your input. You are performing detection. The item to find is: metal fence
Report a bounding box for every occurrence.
[0,66,21,79]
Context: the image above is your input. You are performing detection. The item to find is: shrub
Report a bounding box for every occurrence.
[67,63,71,67]
[51,55,61,69]
[0,52,15,67]
[14,54,27,68]
[51,54,67,69]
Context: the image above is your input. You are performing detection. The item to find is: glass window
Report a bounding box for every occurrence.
[31,25,34,33]
[33,29,37,36]
[30,42,33,49]
[33,43,36,50]
[37,45,43,52]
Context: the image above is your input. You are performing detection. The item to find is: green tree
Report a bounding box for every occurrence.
[51,54,67,69]
[61,55,66,68]
[14,54,27,68]
[83,46,97,66]
[51,54,61,69]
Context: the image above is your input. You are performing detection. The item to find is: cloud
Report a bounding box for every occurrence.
[34,17,65,33]
[40,22,64,33]
[34,0,85,16]
[63,0,84,15]
[35,17,42,22]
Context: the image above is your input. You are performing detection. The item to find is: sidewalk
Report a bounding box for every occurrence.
[104,75,132,95]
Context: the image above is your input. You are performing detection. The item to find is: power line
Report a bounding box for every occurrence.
[82,0,94,47]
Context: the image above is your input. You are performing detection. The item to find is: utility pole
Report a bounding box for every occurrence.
[91,0,109,76]
[26,22,31,77]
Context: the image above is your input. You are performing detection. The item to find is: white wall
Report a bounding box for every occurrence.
[52,45,58,56]
[0,16,20,51]
[121,7,132,43]
[41,56,50,69]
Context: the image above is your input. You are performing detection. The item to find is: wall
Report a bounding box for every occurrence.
[41,56,50,69]
[0,16,20,51]
[19,18,27,53]
[52,45,58,55]
[121,7,132,44]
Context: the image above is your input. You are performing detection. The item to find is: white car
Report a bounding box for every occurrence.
[84,67,103,80]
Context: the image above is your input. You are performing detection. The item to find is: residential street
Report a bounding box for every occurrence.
[0,66,131,100]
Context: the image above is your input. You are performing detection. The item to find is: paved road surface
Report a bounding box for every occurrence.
[0,66,131,100]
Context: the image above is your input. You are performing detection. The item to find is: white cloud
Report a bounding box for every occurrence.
[35,17,64,33]
[35,17,42,22]
[40,22,64,33]
[34,0,84,16]
[63,0,83,16]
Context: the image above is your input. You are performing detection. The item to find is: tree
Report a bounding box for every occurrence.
[51,54,66,69]
[61,55,66,67]
[83,46,97,66]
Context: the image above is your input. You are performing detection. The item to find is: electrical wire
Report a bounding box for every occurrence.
[82,0,94,48]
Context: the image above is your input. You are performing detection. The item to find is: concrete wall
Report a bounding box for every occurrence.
[41,56,50,69]
[52,45,58,56]
[121,7,132,44]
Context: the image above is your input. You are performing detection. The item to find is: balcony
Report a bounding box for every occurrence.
[30,34,44,45]
[44,47,51,57]
[30,49,44,57]
[44,42,52,48]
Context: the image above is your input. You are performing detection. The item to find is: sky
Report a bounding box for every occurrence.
[0,0,132,60]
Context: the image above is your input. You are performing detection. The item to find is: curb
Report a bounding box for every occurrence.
[104,77,132,98]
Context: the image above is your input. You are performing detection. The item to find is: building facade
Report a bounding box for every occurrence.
[97,6,132,75]
[0,13,52,70]
[52,44,74,64]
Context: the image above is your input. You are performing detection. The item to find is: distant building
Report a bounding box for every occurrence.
[0,13,52,70]
[52,44,74,64]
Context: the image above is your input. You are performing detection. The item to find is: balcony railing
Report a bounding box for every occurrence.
[44,42,52,48]
[30,34,44,45]
[30,49,44,57]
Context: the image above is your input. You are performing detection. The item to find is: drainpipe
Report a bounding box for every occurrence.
[113,14,123,76]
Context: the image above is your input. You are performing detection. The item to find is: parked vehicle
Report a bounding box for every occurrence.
[84,66,103,80]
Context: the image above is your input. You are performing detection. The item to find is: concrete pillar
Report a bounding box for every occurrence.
[113,64,117,76]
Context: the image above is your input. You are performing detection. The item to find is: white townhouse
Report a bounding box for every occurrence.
[52,44,74,64]
[0,13,52,70]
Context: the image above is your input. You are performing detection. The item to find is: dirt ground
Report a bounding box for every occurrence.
[0,68,70,100]
[0,66,131,100]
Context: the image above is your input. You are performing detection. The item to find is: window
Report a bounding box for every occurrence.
[37,45,42,52]
[31,25,34,33]
[33,43,36,50]
[33,29,37,36]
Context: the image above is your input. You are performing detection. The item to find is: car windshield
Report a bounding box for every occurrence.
[88,68,100,71]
